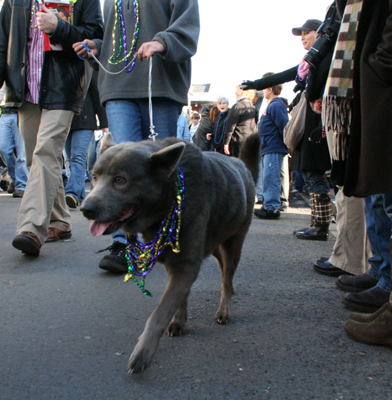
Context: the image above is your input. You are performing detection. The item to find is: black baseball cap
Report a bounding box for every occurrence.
[292,19,322,36]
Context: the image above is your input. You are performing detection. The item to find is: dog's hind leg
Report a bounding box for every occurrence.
[214,229,247,325]
[127,265,199,374]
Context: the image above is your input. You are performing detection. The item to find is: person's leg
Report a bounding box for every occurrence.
[18,101,41,169]
[14,107,74,246]
[262,153,284,211]
[11,114,29,191]
[256,155,264,203]
[138,97,183,140]
[294,170,305,192]
[340,194,391,310]
[87,134,97,178]
[328,188,371,275]
[64,129,94,203]
[280,154,289,208]
[296,170,331,240]
[105,100,143,143]
[0,113,17,186]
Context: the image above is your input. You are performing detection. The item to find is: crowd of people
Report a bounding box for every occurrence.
[1,0,392,348]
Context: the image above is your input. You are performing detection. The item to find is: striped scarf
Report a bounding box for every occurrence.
[322,0,363,161]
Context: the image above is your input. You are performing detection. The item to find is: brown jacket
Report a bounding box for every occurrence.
[338,0,392,196]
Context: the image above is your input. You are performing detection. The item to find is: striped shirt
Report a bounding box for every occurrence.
[26,0,44,104]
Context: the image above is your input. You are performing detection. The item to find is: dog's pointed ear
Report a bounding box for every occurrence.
[150,142,186,176]
[99,132,116,156]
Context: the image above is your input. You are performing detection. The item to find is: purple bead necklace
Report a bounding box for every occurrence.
[109,0,139,73]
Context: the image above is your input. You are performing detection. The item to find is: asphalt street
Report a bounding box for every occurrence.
[1,188,392,400]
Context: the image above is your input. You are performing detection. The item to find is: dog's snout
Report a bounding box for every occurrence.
[80,202,97,219]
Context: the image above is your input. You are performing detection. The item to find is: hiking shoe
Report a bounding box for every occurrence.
[98,242,128,273]
[254,208,280,219]
[336,273,378,293]
[66,194,78,209]
[45,227,72,243]
[342,286,390,313]
[12,231,41,256]
[7,182,16,194]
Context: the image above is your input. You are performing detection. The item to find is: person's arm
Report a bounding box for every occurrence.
[269,102,289,135]
[241,66,298,91]
[367,2,392,85]
[0,0,12,88]
[151,0,200,64]
[306,51,334,103]
[45,0,103,50]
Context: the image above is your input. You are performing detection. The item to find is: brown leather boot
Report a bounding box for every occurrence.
[344,302,392,345]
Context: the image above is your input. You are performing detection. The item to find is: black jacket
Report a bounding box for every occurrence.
[0,0,103,113]
[71,72,108,131]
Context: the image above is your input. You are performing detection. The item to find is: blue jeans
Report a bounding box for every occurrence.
[364,194,392,292]
[0,113,29,190]
[64,129,94,202]
[105,98,182,143]
[301,170,329,194]
[106,98,182,244]
[261,153,284,211]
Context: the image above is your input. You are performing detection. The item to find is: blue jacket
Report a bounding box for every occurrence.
[258,97,288,156]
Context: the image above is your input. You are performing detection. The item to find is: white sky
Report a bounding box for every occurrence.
[100,0,333,105]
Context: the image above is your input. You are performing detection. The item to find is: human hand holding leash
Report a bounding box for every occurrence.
[136,41,165,61]
[73,40,97,59]
[36,4,58,34]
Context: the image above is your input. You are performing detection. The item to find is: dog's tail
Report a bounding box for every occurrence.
[239,133,260,185]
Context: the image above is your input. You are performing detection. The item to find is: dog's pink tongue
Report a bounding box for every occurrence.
[89,221,112,237]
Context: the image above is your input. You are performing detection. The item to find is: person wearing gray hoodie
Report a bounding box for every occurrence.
[73,0,200,273]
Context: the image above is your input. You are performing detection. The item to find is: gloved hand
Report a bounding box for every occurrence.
[240,80,256,90]
[308,127,323,143]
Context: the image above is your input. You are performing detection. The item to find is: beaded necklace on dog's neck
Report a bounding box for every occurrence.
[124,168,185,296]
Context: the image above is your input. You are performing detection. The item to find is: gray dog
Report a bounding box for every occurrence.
[81,133,260,373]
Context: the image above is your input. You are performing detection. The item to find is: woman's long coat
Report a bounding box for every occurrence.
[338,0,392,196]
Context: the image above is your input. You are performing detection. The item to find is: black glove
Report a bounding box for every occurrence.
[240,80,256,90]
[308,127,323,143]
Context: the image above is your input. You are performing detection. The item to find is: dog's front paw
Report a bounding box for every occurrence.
[127,341,156,374]
[166,320,186,337]
[215,311,229,325]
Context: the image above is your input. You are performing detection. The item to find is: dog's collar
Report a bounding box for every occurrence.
[124,167,185,296]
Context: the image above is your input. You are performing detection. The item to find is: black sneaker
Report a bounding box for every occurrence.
[254,208,280,219]
[98,242,129,273]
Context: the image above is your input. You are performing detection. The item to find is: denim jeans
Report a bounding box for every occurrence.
[256,156,264,202]
[105,98,182,143]
[106,97,182,244]
[0,113,29,190]
[301,170,330,194]
[364,194,392,292]
[261,153,284,211]
[64,129,94,202]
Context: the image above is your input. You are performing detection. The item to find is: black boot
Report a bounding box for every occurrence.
[295,193,331,241]
[296,223,329,241]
